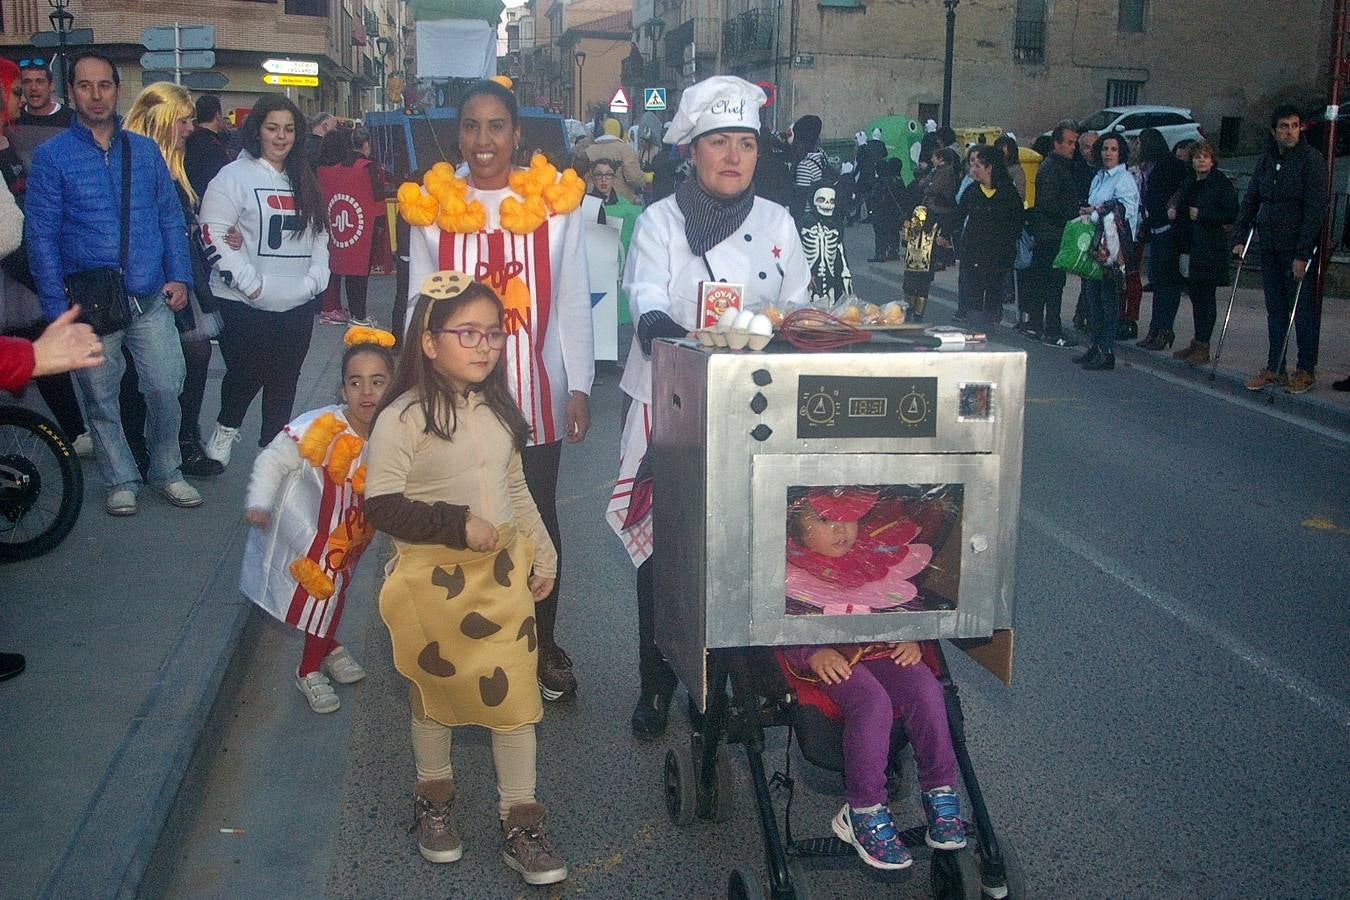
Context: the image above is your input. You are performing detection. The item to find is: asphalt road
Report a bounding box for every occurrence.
[143,273,1349,899]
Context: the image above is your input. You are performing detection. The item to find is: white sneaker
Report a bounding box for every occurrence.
[348,315,377,328]
[72,432,93,457]
[322,646,366,684]
[203,423,240,466]
[159,479,204,508]
[104,489,137,516]
[296,671,340,713]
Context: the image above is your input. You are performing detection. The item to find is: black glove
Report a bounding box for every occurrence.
[637,310,687,356]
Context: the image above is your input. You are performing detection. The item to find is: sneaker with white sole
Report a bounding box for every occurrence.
[348,315,377,328]
[159,480,203,508]
[322,646,366,684]
[501,802,568,886]
[105,489,137,517]
[831,803,913,870]
[203,423,240,466]
[319,309,351,326]
[72,432,93,457]
[296,671,340,713]
[922,786,967,850]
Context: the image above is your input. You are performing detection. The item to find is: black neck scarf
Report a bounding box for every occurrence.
[676,177,756,257]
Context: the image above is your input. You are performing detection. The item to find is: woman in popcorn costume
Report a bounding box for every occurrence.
[240,325,396,714]
[398,76,593,702]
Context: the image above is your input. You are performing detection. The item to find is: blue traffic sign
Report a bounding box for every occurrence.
[644,87,667,111]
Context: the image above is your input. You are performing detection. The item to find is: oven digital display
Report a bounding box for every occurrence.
[797,376,938,438]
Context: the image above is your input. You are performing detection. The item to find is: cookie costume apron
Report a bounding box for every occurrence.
[380,523,542,731]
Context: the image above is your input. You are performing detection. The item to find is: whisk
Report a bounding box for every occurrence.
[780,307,871,351]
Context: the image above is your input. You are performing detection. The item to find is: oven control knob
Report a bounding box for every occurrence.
[970,533,989,554]
[752,368,772,386]
[750,424,773,442]
[750,392,768,414]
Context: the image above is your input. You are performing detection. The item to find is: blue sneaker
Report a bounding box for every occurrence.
[922,787,967,850]
[831,803,913,870]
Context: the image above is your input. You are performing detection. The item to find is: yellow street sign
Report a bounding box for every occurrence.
[263,73,319,87]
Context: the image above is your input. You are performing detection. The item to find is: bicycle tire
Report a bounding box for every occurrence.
[0,405,83,562]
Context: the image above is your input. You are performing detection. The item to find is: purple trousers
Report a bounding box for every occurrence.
[818,656,958,808]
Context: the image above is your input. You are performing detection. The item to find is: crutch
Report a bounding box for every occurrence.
[1209,228,1256,381]
[1273,243,1319,384]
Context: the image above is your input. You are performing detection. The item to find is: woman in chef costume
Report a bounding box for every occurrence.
[606,76,810,739]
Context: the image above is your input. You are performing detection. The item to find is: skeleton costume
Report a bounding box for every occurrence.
[799,185,853,304]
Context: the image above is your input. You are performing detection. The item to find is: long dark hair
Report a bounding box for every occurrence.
[241,94,325,234]
[376,282,531,450]
[790,114,822,162]
[317,127,355,167]
[1137,127,1170,164]
[967,144,1015,192]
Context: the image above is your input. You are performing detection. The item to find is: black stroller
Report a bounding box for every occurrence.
[660,640,1023,899]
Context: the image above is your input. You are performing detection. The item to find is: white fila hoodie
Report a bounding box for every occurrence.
[198,150,330,312]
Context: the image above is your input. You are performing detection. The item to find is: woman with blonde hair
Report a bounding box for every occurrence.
[122,82,225,477]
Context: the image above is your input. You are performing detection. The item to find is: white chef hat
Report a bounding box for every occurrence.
[664,76,766,145]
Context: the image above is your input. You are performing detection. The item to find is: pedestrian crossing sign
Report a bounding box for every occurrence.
[644,87,667,111]
[609,87,631,114]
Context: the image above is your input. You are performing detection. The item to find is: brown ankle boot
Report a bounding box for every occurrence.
[1183,341,1210,366]
[1172,340,1198,360]
[502,802,568,886]
[410,778,462,863]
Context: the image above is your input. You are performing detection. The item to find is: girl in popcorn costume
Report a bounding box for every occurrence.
[398,77,594,704]
[241,326,396,714]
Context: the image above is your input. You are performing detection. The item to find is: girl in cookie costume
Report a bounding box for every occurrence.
[399,78,593,703]
[241,327,396,714]
[364,272,567,887]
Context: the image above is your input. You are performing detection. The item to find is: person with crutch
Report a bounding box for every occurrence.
[1233,105,1328,394]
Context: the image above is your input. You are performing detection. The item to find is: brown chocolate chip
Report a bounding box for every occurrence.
[492,549,514,587]
[479,667,509,706]
[417,641,456,677]
[460,611,502,639]
[432,564,465,599]
[516,616,537,652]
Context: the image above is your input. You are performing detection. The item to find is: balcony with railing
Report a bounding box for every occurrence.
[664,15,721,60]
[722,8,774,58]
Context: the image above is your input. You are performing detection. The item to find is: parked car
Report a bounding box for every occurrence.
[1042,105,1205,150]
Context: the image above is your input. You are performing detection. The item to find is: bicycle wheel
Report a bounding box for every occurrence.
[0,405,83,562]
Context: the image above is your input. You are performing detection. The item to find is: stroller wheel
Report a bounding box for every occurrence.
[664,746,697,826]
[702,744,737,823]
[930,847,981,900]
[726,866,767,900]
[977,839,1025,899]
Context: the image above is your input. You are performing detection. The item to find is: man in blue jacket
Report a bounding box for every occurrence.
[25,52,201,516]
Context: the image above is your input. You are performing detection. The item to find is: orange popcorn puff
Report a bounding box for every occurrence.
[290,557,335,600]
[398,187,439,227]
[326,433,364,484]
[352,464,367,495]
[544,169,585,214]
[298,412,345,466]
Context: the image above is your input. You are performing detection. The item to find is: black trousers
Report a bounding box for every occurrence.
[958,259,1008,326]
[636,557,677,697]
[215,299,314,446]
[1188,281,1219,344]
[1020,244,1068,336]
[521,440,563,650]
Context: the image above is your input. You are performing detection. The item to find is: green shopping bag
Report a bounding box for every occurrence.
[1052,218,1103,280]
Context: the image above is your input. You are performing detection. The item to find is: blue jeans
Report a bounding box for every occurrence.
[1084,273,1120,353]
[1145,226,1184,333]
[74,294,186,491]
[1260,247,1320,373]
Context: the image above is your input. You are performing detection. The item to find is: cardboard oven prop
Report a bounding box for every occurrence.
[651,338,1025,710]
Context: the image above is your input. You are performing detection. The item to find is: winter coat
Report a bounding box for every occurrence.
[0,334,34,392]
[23,117,191,321]
[1234,137,1327,259]
[184,127,232,201]
[585,135,645,203]
[1139,155,1187,239]
[957,182,1023,270]
[1177,170,1239,285]
[1028,152,1078,246]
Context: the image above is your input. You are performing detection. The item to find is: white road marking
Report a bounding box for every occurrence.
[1023,507,1350,729]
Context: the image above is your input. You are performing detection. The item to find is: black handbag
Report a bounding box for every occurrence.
[64,133,133,336]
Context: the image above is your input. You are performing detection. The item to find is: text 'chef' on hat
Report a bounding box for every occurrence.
[664,75,766,146]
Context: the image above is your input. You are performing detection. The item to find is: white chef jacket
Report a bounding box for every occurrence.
[619,195,810,404]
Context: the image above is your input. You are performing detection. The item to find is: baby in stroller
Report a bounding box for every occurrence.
[779,486,965,871]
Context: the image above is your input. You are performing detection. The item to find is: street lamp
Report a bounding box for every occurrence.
[574,51,586,120]
[642,17,665,81]
[375,36,391,110]
[941,0,958,128]
[48,0,74,105]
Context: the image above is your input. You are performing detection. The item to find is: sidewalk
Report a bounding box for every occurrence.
[843,225,1350,432]
[0,293,368,898]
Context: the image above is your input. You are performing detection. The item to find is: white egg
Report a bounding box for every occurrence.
[733,308,756,331]
[717,307,741,333]
[748,314,773,336]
